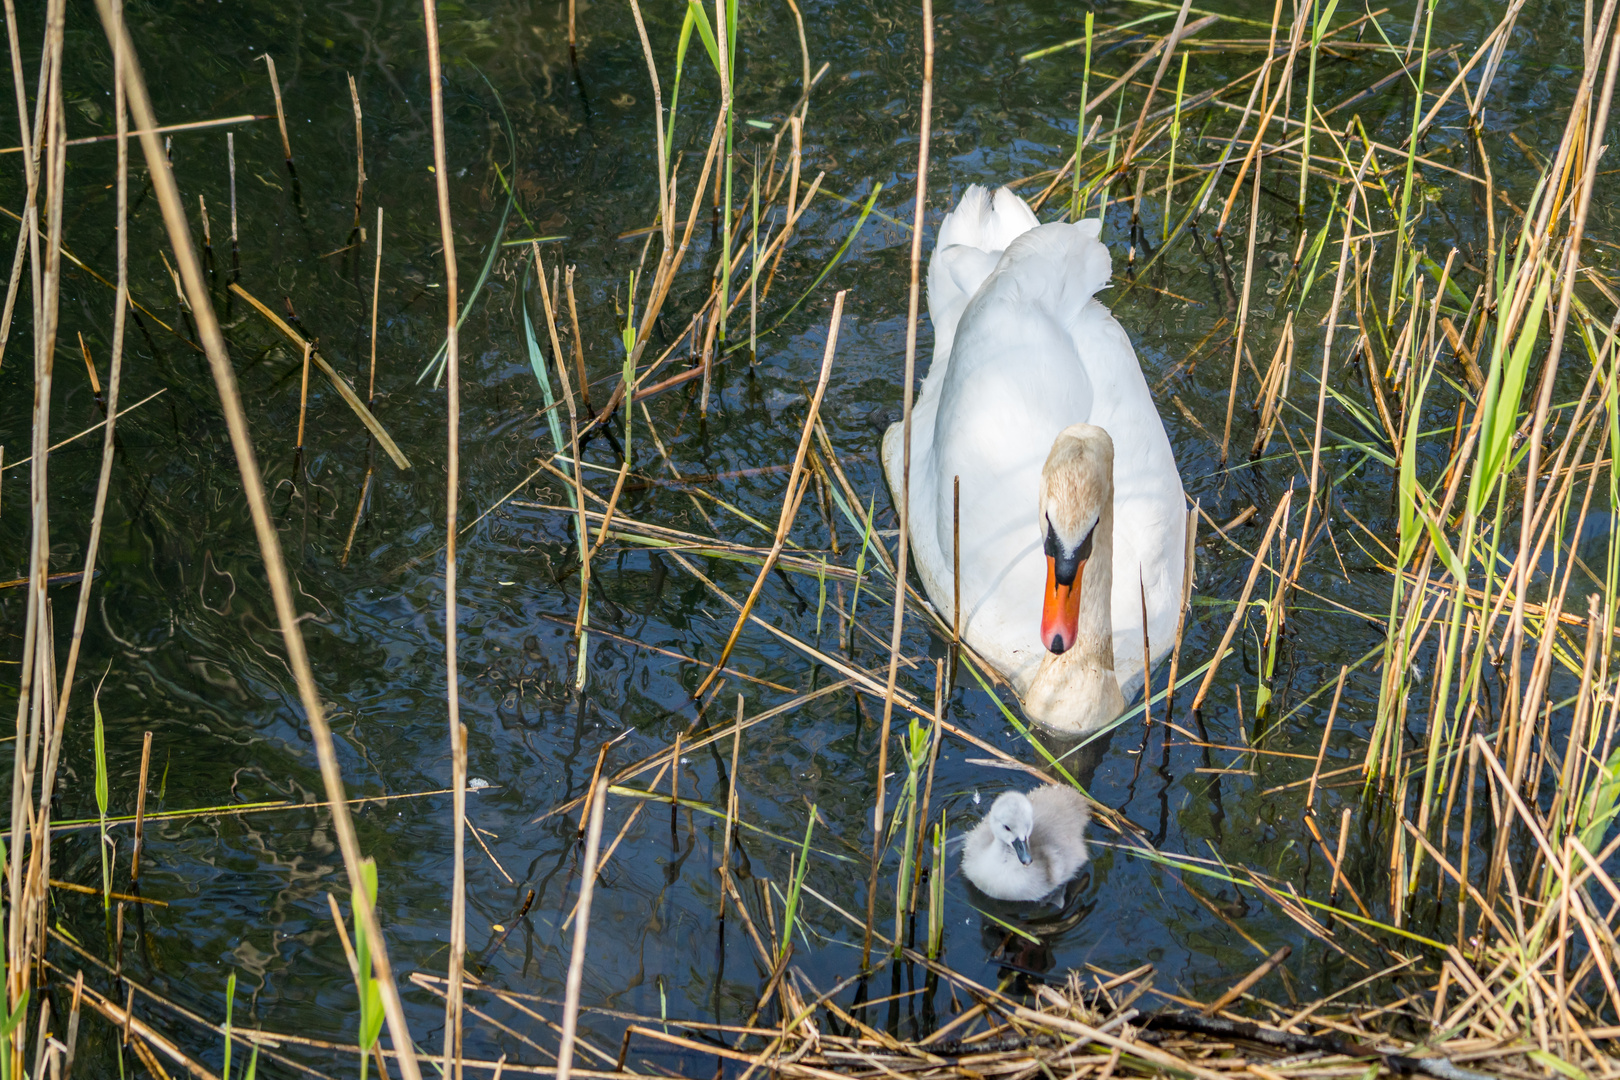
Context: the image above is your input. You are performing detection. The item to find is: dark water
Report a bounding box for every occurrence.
[0,0,1602,1072]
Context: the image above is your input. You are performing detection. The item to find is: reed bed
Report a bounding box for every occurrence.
[5,0,1620,1077]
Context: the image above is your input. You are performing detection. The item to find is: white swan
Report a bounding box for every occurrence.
[882,185,1186,735]
[961,784,1091,902]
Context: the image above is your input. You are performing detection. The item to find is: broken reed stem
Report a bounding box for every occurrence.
[261,53,292,166]
[867,0,933,971]
[130,731,150,883]
[1295,152,1371,564]
[1219,148,1263,465]
[294,339,312,451]
[91,8,424,1077]
[420,0,467,1071]
[693,290,845,699]
[557,779,607,1080]
[348,72,364,231]
[1306,666,1347,813]
[565,266,589,413]
[369,205,382,403]
[227,131,238,269]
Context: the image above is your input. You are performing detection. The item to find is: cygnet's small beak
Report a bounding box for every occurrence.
[1040,555,1084,654]
[1011,836,1033,865]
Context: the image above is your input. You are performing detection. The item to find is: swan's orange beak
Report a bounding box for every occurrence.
[1041,555,1084,654]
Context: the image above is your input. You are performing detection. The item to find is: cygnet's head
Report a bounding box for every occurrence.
[986,792,1035,865]
[1037,424,1114,655]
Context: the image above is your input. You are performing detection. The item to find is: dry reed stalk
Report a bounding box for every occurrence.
[867,0,934,968]
[1119,0,1194,168]
[693,291,845,697]
[9,10,65,1072]
[89,9,424,1077]
[1218,147,1264,465]
[348,72,365,231]
[294,339,312,451]
[557,780,608,1080]
[415,19,468,1056]
[261,53,292,166]
[1504,2,1620,789]
[47,0,127,857]
[369,206,383,402]
[1292,152,1370,581]
[130,731,151,882]
[1191,490,1291,713]
[0,0,38,374]
[1305,668,1346,813]
[229,284,410,467]
[227,130,238,272]
[565,267,589,413]
[720,695,743,912]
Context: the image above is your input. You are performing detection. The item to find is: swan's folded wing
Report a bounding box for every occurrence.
[926,185,1041,366]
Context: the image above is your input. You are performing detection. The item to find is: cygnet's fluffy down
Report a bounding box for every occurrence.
[961,784,1091,902]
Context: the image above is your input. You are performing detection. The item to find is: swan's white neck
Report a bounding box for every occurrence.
[1023,445,1124,734]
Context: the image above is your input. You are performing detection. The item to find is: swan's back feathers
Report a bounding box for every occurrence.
[988,220,1114,336]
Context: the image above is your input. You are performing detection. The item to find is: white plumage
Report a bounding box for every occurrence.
[961,784,1092,903]
[883,185,1186,733]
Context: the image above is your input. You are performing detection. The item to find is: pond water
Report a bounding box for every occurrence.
[0,0,1604,1073]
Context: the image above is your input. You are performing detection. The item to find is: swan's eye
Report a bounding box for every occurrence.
[1075,523,1094,561]
[1045,516,1094,587]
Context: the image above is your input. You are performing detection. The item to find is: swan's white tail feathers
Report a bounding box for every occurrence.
[936,184,1040,254]
[928,185,1043,362]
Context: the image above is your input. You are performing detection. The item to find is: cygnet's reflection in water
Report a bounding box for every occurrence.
[969,873,1098,986]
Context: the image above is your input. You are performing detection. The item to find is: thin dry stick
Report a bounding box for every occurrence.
[868,0,933,969]
[1293,151,1371,566]
[565,267,590,413]
[1191,489,1291,712]
[720,695,743,909]
[261,53,292,166]
[369,206,382,402]
[1119,0,1194,168]
[49,0,128,772]
[0,0,36,370]
[421,0,467,1071]
[625,0,670,248]
[1219,149,1263,465]
[1163,501,1198,720]
[558,780,607,1080]
[130,731,151,883]
[1202,945,1291,1015]
[294,339,312,451]
[228,284,411,468]
[693,291,845,698]
[535,251,591,687]
[1306,666,1347,813]
[90,9,423,1077]
[348,72,365,231]
[227,131,238,268]
[1330,805,1351,904]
